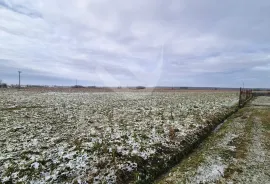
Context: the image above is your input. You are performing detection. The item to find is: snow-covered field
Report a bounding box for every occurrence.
[251,96,270,106]
[0,90,238,183]
[158,96,270,184]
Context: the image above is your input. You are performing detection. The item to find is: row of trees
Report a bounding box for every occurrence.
[0,79,7,88]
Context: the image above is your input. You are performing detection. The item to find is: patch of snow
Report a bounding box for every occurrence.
[191,157,227,184]
[31,162,39,169]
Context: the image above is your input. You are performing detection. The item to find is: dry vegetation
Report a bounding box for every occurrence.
[157,96,270,184]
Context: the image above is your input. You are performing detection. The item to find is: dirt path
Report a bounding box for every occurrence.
[156,96,270,184]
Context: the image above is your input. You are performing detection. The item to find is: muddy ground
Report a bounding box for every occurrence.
[157,96,270,184]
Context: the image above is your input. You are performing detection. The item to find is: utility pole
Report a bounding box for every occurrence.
[18,71,22,89]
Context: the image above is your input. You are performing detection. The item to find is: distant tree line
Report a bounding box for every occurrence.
[253,88,270,91]
[71,85,97,88]
[0,79,7,88]
[136,86,146,89]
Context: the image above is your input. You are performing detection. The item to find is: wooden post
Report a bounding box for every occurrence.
[239,87,242,107]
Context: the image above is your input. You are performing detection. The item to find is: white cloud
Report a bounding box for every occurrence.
[1,0,270,87]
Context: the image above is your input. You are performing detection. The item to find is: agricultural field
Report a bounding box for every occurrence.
[0,90,238,183]
[157,96,270,184]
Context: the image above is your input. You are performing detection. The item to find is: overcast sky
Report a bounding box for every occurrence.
[0,0,270,87]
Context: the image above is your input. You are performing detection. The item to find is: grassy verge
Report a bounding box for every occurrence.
[156,104,270,184]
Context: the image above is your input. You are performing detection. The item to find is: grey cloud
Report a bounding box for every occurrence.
[0,0,270,87]
[0,0,42,18]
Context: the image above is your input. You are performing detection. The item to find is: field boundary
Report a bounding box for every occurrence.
[138,105,240,183]
[154,98,263,183]
[238,88,253,107]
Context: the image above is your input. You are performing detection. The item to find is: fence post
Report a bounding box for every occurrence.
[239,87,242,107]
